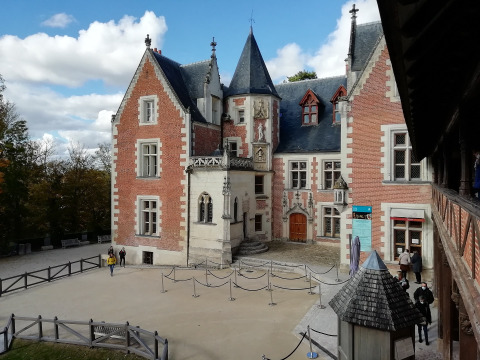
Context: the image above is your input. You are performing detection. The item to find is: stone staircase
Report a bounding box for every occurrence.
[232,256,305,274]
[235,239,269,256]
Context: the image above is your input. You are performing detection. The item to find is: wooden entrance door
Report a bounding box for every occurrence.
[289,213,307,242]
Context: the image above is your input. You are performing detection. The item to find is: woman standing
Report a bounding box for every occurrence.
[107,253,116,276]
[398,248,411,280]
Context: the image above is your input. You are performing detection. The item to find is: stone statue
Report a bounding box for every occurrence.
[257,123,265,141]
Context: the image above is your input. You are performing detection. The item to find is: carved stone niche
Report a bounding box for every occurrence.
[253,143,269,171]
[460,313,474,336]
[253,98,268,119]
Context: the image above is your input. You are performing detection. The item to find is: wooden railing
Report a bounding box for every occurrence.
[432,185,480,283]
[0,314,168,359]
[0,255,101,296]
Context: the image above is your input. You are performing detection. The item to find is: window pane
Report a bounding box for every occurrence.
[395,133,406,145]
[335,111,341,122]
[311,114,317,122]
[239,110,244,122]
[395,150,405,164]
[325,162,332,170]
[394,229,406,244]
[334,218,340,237]
[300,162,307,169]
[311,105,316,111]
[411,164,421,179]
[292,162,299,170]
[304,114,309,123]
[334,161,341,169]
[395,165,405,179]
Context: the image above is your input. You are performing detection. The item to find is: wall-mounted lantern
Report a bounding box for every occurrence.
[333,175,348,211]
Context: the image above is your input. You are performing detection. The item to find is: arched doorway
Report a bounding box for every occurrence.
[289,213,307,242]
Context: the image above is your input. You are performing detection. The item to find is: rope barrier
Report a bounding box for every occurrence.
[309,328,337,337]
[232,282,268,292]
[262,332,307,360]
[240,260,272,268]
[271,261,304,268]
[271,273,306,281]
[238,272,267,280]
[194,278,229,288]
[164,275,193,282]
[271,284,313,291]
[306,264,336,275]
[207,269,234,279]
[310,274,349,285]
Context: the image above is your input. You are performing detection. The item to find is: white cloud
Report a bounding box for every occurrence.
[0,11,168,87]
[266,0,380,82]
[41,13,76,28]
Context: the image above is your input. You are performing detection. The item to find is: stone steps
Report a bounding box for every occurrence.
[232,256,305,274]
[235,240,269,256]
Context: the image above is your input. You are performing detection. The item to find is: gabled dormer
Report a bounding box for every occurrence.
[330,85,347,124]
[299,89,322,125]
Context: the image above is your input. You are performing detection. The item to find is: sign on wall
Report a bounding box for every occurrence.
[352,205,372,252]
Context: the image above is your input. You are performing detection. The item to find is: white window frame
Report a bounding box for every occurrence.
[136,196,160,237]
[237,109,245,124]
[199,192,213,223]
[392,131,421,181]
[138,95,158,125]
[321,206,341,238]
[255,175,264,194]
[289,160,308,189]
[323,160,341,189]
[136,139,161,178]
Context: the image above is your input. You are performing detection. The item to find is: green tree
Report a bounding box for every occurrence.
[287,70,317,82]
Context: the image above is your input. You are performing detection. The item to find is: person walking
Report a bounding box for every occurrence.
[415,295,432,345]
[107,253,116,276]
[119,247,126,267]
[395,271,410,292]
[398,248,411,280]
[108,246,114,256]
[411,250,423,283]
[414,282,434,305]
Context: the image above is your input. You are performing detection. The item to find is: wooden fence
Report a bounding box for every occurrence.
[0,314,168,359]
[0,255,101,296]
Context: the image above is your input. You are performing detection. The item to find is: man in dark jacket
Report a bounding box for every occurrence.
[411,250,423,283]
[415,295,432,345]
[414,282,434,305]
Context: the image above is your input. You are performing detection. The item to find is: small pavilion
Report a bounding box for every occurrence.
[329,251,423,360]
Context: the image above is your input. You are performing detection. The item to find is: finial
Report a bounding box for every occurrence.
[249,10,255,33]
[349,4,359,20]
[210,37,217,58]
[145,34,151,48]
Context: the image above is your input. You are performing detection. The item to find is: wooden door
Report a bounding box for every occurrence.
[289,213,307,242]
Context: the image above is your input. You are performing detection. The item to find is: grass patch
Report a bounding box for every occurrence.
[2,339,145,360]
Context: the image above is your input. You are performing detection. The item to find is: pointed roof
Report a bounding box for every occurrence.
[351,22,383,72]
[224,30,279,98]
[329,251,423,331]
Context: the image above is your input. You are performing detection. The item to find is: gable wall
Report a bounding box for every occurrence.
[345,39,432,266]
[192,122,221,156]
[112,57,188,262]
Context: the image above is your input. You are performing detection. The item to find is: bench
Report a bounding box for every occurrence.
[61,238,80,249]
[41,245,54,251]
[97,235,111,243]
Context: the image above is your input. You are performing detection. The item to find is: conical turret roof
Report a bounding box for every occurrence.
[225,30,279,98]
[329,250,423,331]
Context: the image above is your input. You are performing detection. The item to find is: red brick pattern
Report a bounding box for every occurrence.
[193,124,221,156]
[113,57,186,251]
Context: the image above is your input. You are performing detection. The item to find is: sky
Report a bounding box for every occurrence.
[0,0,380,157]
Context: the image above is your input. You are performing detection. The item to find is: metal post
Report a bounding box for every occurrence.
[88,318,92,346]
[234,269,238,288]
[24,272,28,289]
[268,287,276,306]
[205,267,209,286]
[80,258,83,273]
[270,260,273,274]
[68,261,71,276]
[173,266,176,282]
[3,327,7,351]
[98,254,101,268]
[307,325,318,358]
[336,262,340,282]
[267,270,271,291]
[228,279,235,301]
[48,267,51,282]
[161,273,167,293]
[205,256,208,269]
[192,278,199,298]
[0,278,2,297]
[38,315,43,340]
[308,273,315,295]
[317,283,326,309]
[126,321,131,350]
[55,317,60,341]
[154,331,159,359]
[305,264,309,282]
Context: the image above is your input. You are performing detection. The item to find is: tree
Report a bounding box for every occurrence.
[94,142,112,173]
[287,70,317,82]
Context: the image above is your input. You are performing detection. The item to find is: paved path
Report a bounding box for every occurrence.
[0,243,443,359]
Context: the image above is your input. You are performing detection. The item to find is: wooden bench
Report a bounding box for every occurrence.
[61,238,80,249]
[97,235,111,243]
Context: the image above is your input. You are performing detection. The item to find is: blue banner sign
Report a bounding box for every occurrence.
[352,205,372,251]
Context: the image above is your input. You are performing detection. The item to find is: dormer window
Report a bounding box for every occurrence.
[330,85,347,124]
[299,89,321,126]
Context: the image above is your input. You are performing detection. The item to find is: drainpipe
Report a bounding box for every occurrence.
[186,167,192,266]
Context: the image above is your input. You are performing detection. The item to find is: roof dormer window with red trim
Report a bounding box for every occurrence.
[299,89,321,126]
[330,85,347,125]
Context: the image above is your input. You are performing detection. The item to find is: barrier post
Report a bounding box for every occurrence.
[80,258,83,273]
[317,283,326,309]
[270,260,273,274]
[38,315,43,340]
[234,269,238,287]
[173,267,176,282]
[48,267,51,282]
[307,325,318,358]
[228,279,235,301]
[161,273,167,293]
[0,278,2,297]
[308,273,315,295]
[24,272,28,289]
[305,265,309,282]
[205,267,209,286]
[154,331,159,359]
[268,287,276,306]
[55,317,60,341]
[267,270,272,292]
[192,278,199,298]
[336,262,340,282]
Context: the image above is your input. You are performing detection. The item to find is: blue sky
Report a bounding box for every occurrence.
[0,0,380,157]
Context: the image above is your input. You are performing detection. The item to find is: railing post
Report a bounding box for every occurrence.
[11,314,15,335]
[98,254,101,268]
[48,267,51,282]
[0,278,2,297]
[126,321,130,351]
[163,338,168,360]
[24,272,28,290]
[55,316,59,342]
[80,258,83,273]
[68,261,71,276]
[89,319,93,347]
[3,327,7,351]
[38,315,43,340]
[154,330,159,359]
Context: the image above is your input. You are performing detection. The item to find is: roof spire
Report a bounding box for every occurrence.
[249,10,255,34]
[145,34,151,48]
[210,37,217,58]
[347,4,359,57]
[349,4,359,20]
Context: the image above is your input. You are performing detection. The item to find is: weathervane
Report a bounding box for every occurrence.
[249,10,255,32]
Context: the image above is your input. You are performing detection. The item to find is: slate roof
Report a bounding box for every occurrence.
[351,22,383,72]
[329,250,424,331]
[151,51,207,123]
[274,76,346,153]
[180,60,211,100]
[224,30,279,98]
